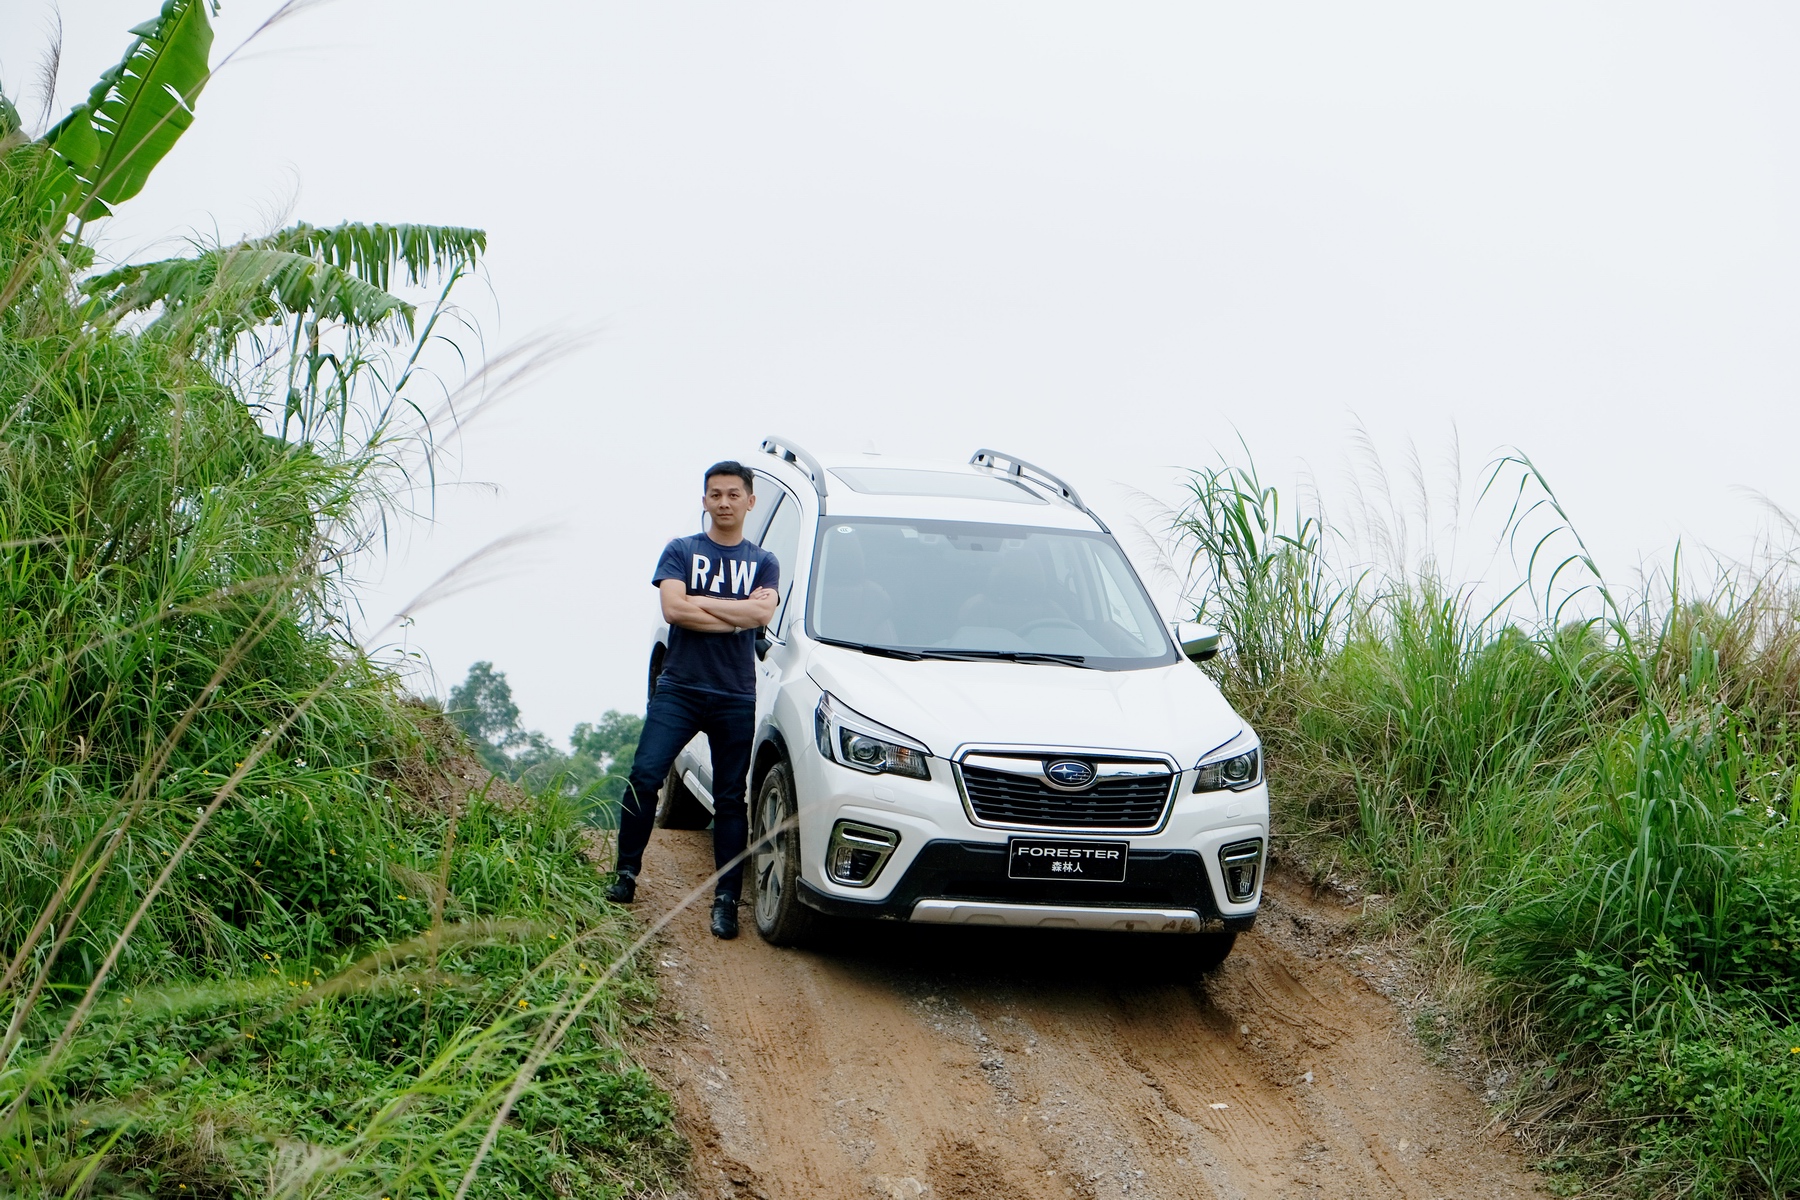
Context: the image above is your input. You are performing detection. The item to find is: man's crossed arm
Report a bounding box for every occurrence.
[660,578,779,633]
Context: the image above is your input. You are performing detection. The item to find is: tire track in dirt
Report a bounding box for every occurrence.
[635,831,1541,1200]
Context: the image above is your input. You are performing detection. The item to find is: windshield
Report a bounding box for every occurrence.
[806,518,1178,670]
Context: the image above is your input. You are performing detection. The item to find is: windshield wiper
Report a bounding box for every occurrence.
[909,648,1092,668]
[814,636,925,661]
[814,638,1090,667]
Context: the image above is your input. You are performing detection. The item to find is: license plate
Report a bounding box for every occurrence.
[1007,838,1129,882]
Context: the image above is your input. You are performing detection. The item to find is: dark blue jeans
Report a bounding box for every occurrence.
[615,683,756,900]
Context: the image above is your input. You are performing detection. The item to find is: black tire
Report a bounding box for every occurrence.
[1186,931,1237,975]
[655,762,712,829]
[751,760,819,946]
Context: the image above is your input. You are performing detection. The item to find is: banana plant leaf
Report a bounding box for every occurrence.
[41,0,214,221]
[89,248,409,339]
[273,222,488,293]
[85,222,487,340]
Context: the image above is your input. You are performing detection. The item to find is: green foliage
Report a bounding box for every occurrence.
[84,221,489,343]
[0,7,674,1195]
[12,796,679,1198]
[445,663,642,823]
[75,217,490,452]
[569,712,644,813]
[41,0,215,222]
[1179,451,1800,1197]
[449,661,525,773]
[1172,456,1346,688]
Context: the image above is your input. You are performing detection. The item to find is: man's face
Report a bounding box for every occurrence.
[704,474,756,534]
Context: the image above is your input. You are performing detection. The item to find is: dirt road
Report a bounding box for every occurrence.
[636,830,1541,1200]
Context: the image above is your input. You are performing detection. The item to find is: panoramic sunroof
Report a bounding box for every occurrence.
[828,467,1048,504]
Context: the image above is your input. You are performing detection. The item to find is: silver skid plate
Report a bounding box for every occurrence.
[909,900,1201,933]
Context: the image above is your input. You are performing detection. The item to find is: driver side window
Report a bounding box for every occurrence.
[741,478,778,544]
[754,489,804,636]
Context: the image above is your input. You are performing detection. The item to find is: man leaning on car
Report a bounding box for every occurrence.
[607,461,779,939]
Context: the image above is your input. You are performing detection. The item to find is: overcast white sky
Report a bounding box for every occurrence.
[6,2,1800,739]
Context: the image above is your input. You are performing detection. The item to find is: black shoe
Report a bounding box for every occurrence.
[710,896,739,940]
[605,871,637,904]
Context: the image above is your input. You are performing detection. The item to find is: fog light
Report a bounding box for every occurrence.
[1218,839,1263,903]
[827,820,899,887]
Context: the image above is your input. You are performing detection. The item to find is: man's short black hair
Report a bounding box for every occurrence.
[703,460,755,492]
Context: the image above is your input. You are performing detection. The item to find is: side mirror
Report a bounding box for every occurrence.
[1174,622,1221,663]
[754,628,772,661]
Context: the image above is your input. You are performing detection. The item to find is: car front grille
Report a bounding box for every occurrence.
[958,760,1175,830]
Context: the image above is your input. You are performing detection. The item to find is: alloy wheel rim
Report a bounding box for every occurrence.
[754,780,785,926]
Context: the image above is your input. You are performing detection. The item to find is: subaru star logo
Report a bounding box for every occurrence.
[1044,759,1097,791]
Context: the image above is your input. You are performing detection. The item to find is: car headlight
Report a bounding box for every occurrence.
[1193,738,1261,792]
[814,692,932,780]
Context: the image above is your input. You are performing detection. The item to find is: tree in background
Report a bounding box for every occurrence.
[443,662,641,822]
[445,661,522,773]
[571,711,643,811]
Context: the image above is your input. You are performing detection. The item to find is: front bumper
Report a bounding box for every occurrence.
[795,839,1258,933]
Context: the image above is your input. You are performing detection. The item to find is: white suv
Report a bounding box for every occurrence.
[648,438,1266,971]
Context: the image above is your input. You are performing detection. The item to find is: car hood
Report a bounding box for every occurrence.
[804,643,1245,765]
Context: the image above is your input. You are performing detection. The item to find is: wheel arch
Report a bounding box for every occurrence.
[752,727,792,795]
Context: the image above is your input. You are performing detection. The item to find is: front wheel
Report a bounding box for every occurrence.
[751,760,819,946]
[1187,931,1237,975]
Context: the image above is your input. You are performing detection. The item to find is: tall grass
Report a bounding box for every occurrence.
[1173,451,1800,1198]
[1175,457,1346,689]
[0,129,679,1196]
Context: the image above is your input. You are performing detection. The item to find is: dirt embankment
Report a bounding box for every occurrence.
[635,831,1541,1200]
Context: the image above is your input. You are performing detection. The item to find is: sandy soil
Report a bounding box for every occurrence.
[634,830,1542,1200]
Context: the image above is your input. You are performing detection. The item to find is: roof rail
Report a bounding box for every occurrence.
[761,434,829,502]
[969,448,1108,531]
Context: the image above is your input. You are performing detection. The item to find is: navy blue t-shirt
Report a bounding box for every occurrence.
[653,533,781,698]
